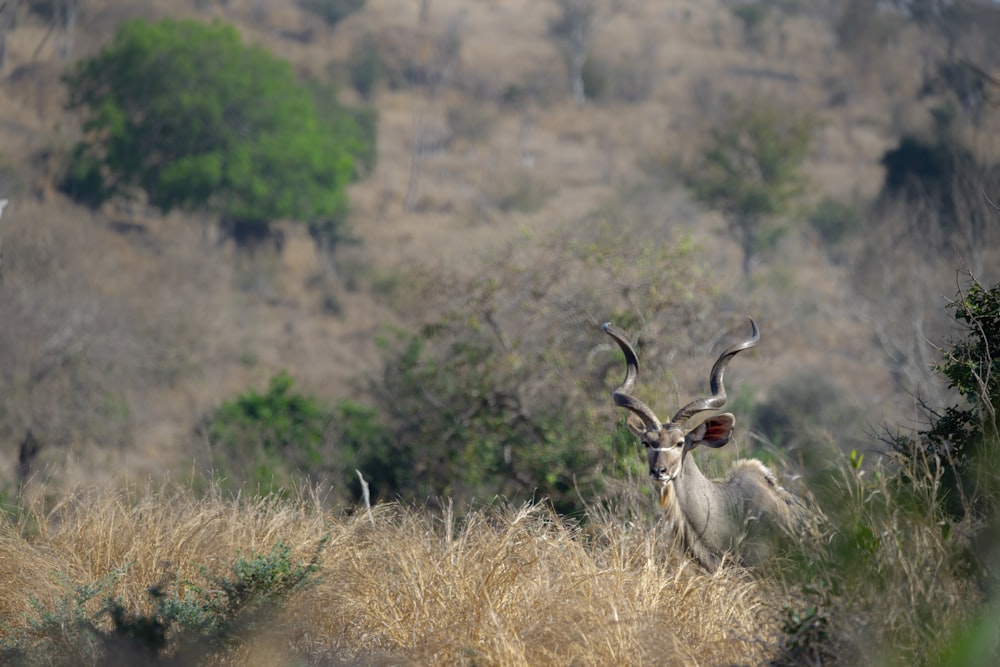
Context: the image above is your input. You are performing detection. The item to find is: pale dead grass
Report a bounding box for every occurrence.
[0,483,788,666]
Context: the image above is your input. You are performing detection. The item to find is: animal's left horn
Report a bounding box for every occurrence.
[671,317,759,426]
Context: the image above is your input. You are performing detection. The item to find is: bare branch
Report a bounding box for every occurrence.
[356,469,375,526]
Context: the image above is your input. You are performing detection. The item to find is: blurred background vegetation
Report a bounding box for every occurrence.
[1,0,1000,664]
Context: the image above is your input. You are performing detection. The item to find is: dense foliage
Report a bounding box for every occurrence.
[202,371,391,500]
[62,19,369,248]
[890,277,1000,520]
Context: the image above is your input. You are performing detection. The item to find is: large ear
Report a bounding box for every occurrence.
[686,413,735,449]
[626,412,647,437]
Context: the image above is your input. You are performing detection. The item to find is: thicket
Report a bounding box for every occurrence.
[61,18,374,253]
[767,275,1000,665]
[11,278,1000,664]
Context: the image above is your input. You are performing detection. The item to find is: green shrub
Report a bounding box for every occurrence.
[205,371,329,492]
[356,213,719,516]
[766,276,1000,666]
[0,540,324,665]
[201,371,393,503]
[369,332,622,514]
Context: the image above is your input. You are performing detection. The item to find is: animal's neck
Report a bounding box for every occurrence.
[672,453,716,533]
[666,452,735,567]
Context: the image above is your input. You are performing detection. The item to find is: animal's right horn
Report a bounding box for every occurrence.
[603,323,663,431]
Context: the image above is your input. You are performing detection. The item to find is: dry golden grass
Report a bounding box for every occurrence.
[0,482,790,666]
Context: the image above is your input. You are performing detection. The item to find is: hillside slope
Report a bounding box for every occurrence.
[0,0,997,490]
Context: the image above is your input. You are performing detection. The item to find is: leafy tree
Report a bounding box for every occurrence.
[687,104,815,275]
[62,19,368,252]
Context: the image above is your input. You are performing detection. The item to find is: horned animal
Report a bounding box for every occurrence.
[603,318,806,570]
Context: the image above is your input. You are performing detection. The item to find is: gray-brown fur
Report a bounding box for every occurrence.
[604,318,807,570]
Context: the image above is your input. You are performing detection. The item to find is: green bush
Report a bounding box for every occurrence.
[356,212,720,516]
[201,372,392,502]
[205,371,329,492]
[766,276,1000,665]
[369,332,621,514]
[0,540,324,665]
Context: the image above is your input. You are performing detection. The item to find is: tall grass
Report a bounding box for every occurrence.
[1,437,996,666]
[0,482,786,666]
[764,442,988,666]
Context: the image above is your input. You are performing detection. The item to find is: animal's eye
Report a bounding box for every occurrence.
[643,441,653,449]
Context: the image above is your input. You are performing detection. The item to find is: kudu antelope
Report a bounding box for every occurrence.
[603,318,805,569]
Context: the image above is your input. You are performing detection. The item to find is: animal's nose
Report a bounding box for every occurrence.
[650,465,667,478]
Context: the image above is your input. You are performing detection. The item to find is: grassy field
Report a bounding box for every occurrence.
[0,447,992,666]
[0,482,784,665]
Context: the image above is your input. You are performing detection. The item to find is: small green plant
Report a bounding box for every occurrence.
[0,540,325,665]
[161,539,326,643]
[0,571,123,665]
[202,371,329,496]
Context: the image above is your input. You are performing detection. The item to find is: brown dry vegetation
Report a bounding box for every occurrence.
[1,0,1000,664]
[0,468,983,665]
[0,483,787,666]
